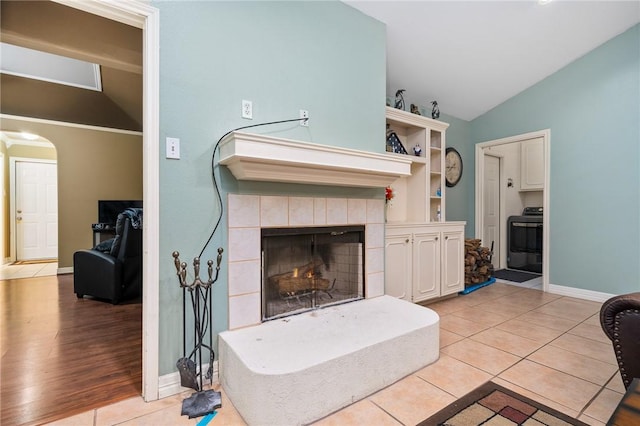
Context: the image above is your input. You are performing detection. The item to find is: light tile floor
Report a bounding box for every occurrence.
[46,279,625,426]
[0,261,58,280]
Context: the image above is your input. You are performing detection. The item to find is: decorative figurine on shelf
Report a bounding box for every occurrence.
[436,186,441,197]
[431,101,440,119]
[386,131,408,154]
[413,144,422,156]
[410,104,421,115]
[394,89,406,110]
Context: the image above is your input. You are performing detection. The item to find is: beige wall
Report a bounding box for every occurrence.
[1,117,142,267]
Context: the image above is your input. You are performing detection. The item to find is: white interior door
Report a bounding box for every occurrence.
[16,161,58,261]
[483,154,500,268]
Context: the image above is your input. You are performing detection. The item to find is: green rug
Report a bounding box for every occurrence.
[418,381,588,426]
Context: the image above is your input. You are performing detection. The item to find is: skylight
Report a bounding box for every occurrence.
[0,42,102,91]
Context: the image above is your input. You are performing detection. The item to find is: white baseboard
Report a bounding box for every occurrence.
[548,283,615,303]
[57,266,73,275]
[158,361,218,399]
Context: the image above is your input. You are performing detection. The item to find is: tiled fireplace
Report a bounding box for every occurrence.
[219,133,438,426]
[227,194,385,330]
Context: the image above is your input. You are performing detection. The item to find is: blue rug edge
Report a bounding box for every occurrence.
[459,277,496,295]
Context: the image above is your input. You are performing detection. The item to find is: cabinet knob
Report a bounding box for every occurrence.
[405,239,409,243]
[435,237,438,241]
[445,236,449,240]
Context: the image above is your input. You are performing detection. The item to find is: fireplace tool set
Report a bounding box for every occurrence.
[173,248,224,419]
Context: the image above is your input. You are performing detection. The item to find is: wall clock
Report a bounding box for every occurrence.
[445,147,463,187]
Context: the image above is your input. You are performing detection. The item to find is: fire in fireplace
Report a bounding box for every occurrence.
[261,225,365,321]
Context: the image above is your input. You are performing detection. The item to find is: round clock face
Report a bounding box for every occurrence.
[445,147,463,187]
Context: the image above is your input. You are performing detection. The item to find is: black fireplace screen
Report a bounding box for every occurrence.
[261,225,365,321]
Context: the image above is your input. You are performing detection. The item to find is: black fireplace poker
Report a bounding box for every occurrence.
[172,248,224,419]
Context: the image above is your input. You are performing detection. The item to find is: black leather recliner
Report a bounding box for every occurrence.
[74,208,143,304]
[600,292,640,389]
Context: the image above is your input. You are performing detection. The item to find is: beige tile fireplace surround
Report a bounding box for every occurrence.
[226,194,386,329]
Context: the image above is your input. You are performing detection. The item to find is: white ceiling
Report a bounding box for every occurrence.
[344,1,640,121]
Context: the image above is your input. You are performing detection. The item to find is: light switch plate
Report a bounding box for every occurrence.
[166,137,180,159]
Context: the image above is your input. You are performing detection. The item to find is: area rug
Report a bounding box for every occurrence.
[417,381,588,426]
[492,269,541,283]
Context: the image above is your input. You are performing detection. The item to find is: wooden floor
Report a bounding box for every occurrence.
[1,274,142,425]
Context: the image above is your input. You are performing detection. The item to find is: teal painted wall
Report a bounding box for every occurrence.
[470,24,640,294]
[440,113,472,233]
[153,1,385,375]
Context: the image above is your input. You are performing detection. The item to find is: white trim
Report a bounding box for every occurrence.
[53,0,161,402]
[57,266,73,275]
[475,129,550,292]
[158,362,217,400]
[548,283,616,303]
[0,114,142,137]
[53,0,147,29]
[9,157,58,263]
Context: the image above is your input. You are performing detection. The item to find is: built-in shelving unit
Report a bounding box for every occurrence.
[384,106,466,303]
[384,106,449,223]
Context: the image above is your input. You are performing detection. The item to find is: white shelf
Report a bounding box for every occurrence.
[384,107,449,223]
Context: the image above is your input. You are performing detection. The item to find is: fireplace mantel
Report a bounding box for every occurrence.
[219,131,411,188]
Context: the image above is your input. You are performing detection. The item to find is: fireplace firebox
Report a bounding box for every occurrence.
[261,225,365,321]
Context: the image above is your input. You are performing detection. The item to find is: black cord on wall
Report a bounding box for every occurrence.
[197,116,306,259]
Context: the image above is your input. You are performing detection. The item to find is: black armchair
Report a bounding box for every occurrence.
[600,292,640,389]
[74,208,143,304]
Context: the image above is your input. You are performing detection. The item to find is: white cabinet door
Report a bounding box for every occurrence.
[384,232,412,300]
[441,230,464,296]
[413,232,440,302]
[520,138,544,190]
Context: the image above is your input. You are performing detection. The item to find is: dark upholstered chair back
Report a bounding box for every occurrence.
[600,292,640,389]
[73,209,142,304]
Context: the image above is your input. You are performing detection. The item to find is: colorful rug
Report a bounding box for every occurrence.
[418,381,588,426]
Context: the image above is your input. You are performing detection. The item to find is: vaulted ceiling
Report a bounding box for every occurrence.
[2,1,638,130]
[0,0,142,132]
[345,1,640,120]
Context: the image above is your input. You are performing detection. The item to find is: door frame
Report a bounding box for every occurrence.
[54,0,161,401]
[9,157,57,262]
[474,129,550,291]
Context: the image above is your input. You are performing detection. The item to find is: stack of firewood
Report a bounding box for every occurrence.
[464,239,494,285]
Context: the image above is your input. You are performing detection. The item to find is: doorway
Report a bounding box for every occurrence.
[475,130,550,291]
[1,0,160,401]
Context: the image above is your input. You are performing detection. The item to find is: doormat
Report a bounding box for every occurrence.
[417,381,588,426]
[492,269,541,283]
[11,259,57,265]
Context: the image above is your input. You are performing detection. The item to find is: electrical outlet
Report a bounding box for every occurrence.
[242,100,253,119]
[299,109,309,127]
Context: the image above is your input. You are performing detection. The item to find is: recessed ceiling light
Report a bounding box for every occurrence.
[538,0,553,5]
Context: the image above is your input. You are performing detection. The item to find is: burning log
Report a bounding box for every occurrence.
[464,239,494,285]
[269,260,331,295]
